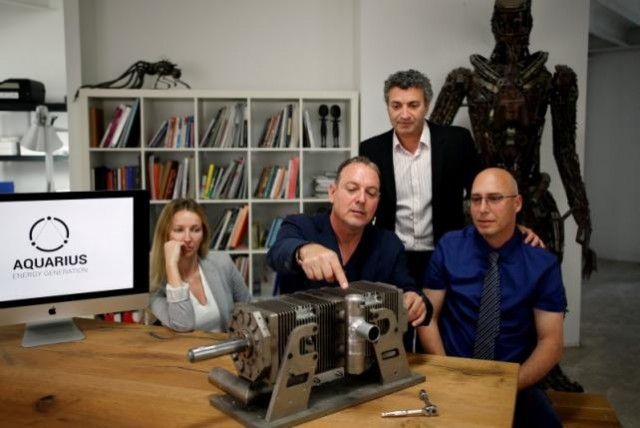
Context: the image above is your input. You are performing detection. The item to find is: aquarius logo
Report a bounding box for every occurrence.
[29,216,70,252]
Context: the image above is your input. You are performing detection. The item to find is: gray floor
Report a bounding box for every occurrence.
[561,258,640,427]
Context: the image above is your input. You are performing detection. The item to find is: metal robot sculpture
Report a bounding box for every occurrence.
[430,0,596,279]
[74,59,190,100]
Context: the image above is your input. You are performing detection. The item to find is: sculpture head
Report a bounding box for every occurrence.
[491,0,533,46]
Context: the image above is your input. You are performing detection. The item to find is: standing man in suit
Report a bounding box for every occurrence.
[360,69,480,284]
[360,69,539,351]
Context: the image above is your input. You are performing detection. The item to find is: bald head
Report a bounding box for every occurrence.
[472,167,519,195]
[470,168,522,248]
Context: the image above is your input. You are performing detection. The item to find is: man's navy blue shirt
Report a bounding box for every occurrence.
[267,212,417,294]
[425,225,567,363]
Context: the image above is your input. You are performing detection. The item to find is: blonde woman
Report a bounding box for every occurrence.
[149,199,250,332]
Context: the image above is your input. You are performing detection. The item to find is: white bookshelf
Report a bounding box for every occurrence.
[74,89,358,297]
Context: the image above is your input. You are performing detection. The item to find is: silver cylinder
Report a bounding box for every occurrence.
[209,367,271,405]
[345,294,379,375]
[187,337,250,362]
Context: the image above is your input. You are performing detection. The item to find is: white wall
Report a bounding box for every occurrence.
[76,0,356,91]
[0,0,67,101]
[0,0,69,192]
[358,0,590,346]
[585,49,640,262]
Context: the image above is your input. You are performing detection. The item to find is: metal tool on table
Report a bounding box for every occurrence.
[381,388,439,417]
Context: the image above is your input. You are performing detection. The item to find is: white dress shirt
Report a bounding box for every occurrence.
[392,123,434,251]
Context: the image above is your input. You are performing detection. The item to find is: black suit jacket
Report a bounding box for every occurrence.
[359,120,480,246]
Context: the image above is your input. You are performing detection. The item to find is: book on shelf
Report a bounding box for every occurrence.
[93,165,140,191]
[263,217,284,249]
[89,106,104,148]
[146,157,190,200]
[179,157,192,198]
[210,163,232,199]
[253,165,271,198]
[269,167,286,199]
[258,110,284,148]
[212,208,234,250]
[170,157,192,199]
[284,104,293,147]
[163,163,178,200]
[289,104,299,148]
[252,157,298,199]
[276,106,287,148]
[262,165,279,198]
[148,120,168,148]
[251,220,262,249]
[226,205,249,249]
[303,109,317,148]
[225,157,245,199]
[209,107,228,147]
[164,117,177,148]
[99,105,124,148]
[286,156,299,199]
[109,105,132,148]
[231,103,247,148]
[116,98,140,148]
[212,207,240,251]
[232,255,249,285]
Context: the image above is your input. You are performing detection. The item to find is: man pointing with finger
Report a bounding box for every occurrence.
[267,156,429,327]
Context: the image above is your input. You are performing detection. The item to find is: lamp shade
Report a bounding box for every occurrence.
[20,105,63,153]
[19,105,63,192]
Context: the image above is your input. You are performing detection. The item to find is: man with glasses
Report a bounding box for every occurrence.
[267,156,429,328]
[420,167,565,427]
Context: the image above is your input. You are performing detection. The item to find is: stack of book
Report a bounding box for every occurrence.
[93,165,141,191]
[148,115,195,148]
[200,157,247,200]
[257,104,299,148]
[253,156,299,199]
[98,100,140,148]
[211,205,249,250]
[146,156,193,200]
[200,103,247,148]
[312,172,337,197]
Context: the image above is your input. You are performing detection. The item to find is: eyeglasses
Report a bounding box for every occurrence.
[470,194,518,206]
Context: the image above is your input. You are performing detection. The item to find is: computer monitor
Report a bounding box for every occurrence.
[0,190,149,347]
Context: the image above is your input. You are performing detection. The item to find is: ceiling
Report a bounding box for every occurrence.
[589,0,640,53]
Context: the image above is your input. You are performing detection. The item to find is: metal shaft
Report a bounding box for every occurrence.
[187,337,250,362]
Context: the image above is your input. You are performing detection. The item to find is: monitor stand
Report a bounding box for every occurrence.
[22,318,85,348]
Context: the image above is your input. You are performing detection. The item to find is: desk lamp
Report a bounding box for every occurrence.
[19,105,63,192]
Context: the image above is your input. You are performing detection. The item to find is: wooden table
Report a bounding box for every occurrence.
[0,319,518,427]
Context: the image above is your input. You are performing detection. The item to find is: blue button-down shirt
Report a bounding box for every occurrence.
[425,225,567,363]
[267,212,417,294]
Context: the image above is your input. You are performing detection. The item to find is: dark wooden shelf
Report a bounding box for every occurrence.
[0,102,67,112]
[0,155,68,162]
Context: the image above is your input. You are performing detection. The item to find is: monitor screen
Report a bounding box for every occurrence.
[0,190,149,347]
